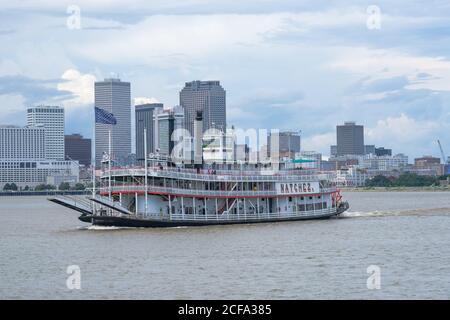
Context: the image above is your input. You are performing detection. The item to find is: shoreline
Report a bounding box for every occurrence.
[341,186,450,192]
[0,191,89,197]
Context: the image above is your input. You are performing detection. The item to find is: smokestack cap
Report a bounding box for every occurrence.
[196,111,203,121]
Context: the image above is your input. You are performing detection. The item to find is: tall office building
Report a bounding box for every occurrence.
[0,125,46,160]
[94,78,131,166]
[180,80,226,136]
[65,134,91,166]
[135,103,163,163]
[27,106,65,160]
[154,106,184,156]
[336,122,364,156]
[268,131,301,159]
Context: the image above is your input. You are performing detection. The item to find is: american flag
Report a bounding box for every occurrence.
[95,106,117,125]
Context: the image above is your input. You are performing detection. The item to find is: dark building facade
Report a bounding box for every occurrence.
[65,134,91,166]
[180,80,226,136]
[375,147,392,156]
[330,145,337,157]
[364,145,375,155]
[153,106,184,156]
[336,122,364,156]
[135,103,163,164]
[267,131,301,159]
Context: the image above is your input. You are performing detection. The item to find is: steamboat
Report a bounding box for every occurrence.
[49,112,349,227]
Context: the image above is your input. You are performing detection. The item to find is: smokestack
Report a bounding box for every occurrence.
[194,110,203,165]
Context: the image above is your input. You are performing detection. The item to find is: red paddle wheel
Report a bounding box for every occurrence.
[332,189,343,207]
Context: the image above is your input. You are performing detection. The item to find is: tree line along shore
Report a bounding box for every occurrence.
[342,173,450,192]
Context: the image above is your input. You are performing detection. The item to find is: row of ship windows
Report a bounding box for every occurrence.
[179,202,328,215]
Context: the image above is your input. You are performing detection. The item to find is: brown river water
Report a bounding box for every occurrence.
[0,191,449,299]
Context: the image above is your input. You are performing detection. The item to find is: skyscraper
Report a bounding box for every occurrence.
[135,103,163,164]
[336,122,364,156]
[94,78,131,166]
[27,106,65,160]
[153,106,184,156]
[180,80,226,136]
[65,134,91,166]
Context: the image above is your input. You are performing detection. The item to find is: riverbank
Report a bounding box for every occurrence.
[0,190,90,197]
[341,186,450,192]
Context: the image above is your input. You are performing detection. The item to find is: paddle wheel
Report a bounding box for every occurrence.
[331,189,343,207]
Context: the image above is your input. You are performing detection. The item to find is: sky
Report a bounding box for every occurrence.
[0,0,449,159]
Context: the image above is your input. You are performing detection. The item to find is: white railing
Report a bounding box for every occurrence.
[102,167,335,182]
[53,194,92,211]
[116,207,336,222]
[99,184,337,197]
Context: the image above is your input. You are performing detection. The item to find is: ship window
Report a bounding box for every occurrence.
[309,196,313,200]
[288,197,292,202]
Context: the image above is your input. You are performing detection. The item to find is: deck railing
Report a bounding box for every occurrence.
[102,167,335,182]
[99,184,337,197]
[117,207,336,222]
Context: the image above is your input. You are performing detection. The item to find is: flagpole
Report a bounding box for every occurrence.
[92,118,96,217]
[109,128,112,200]
[144,127,148,217]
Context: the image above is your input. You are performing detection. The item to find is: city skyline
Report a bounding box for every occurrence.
[1,94,444,163]
[0,1,449,159]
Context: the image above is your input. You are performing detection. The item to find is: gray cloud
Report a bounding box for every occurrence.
[0,75,74,105]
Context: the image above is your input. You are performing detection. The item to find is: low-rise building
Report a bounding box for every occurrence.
[335,167,370,187]
[414,155,440,168]
[0,160,79,190]
[360,154,408,171]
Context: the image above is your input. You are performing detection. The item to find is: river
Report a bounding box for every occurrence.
[0,192,449,299]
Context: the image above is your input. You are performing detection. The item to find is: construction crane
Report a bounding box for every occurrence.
[437,139,449,164]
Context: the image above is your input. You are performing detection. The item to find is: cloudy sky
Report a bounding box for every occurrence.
[1,0,449,159]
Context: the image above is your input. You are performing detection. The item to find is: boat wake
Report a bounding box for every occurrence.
[343,207,450,218]
[78,225,124,231]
